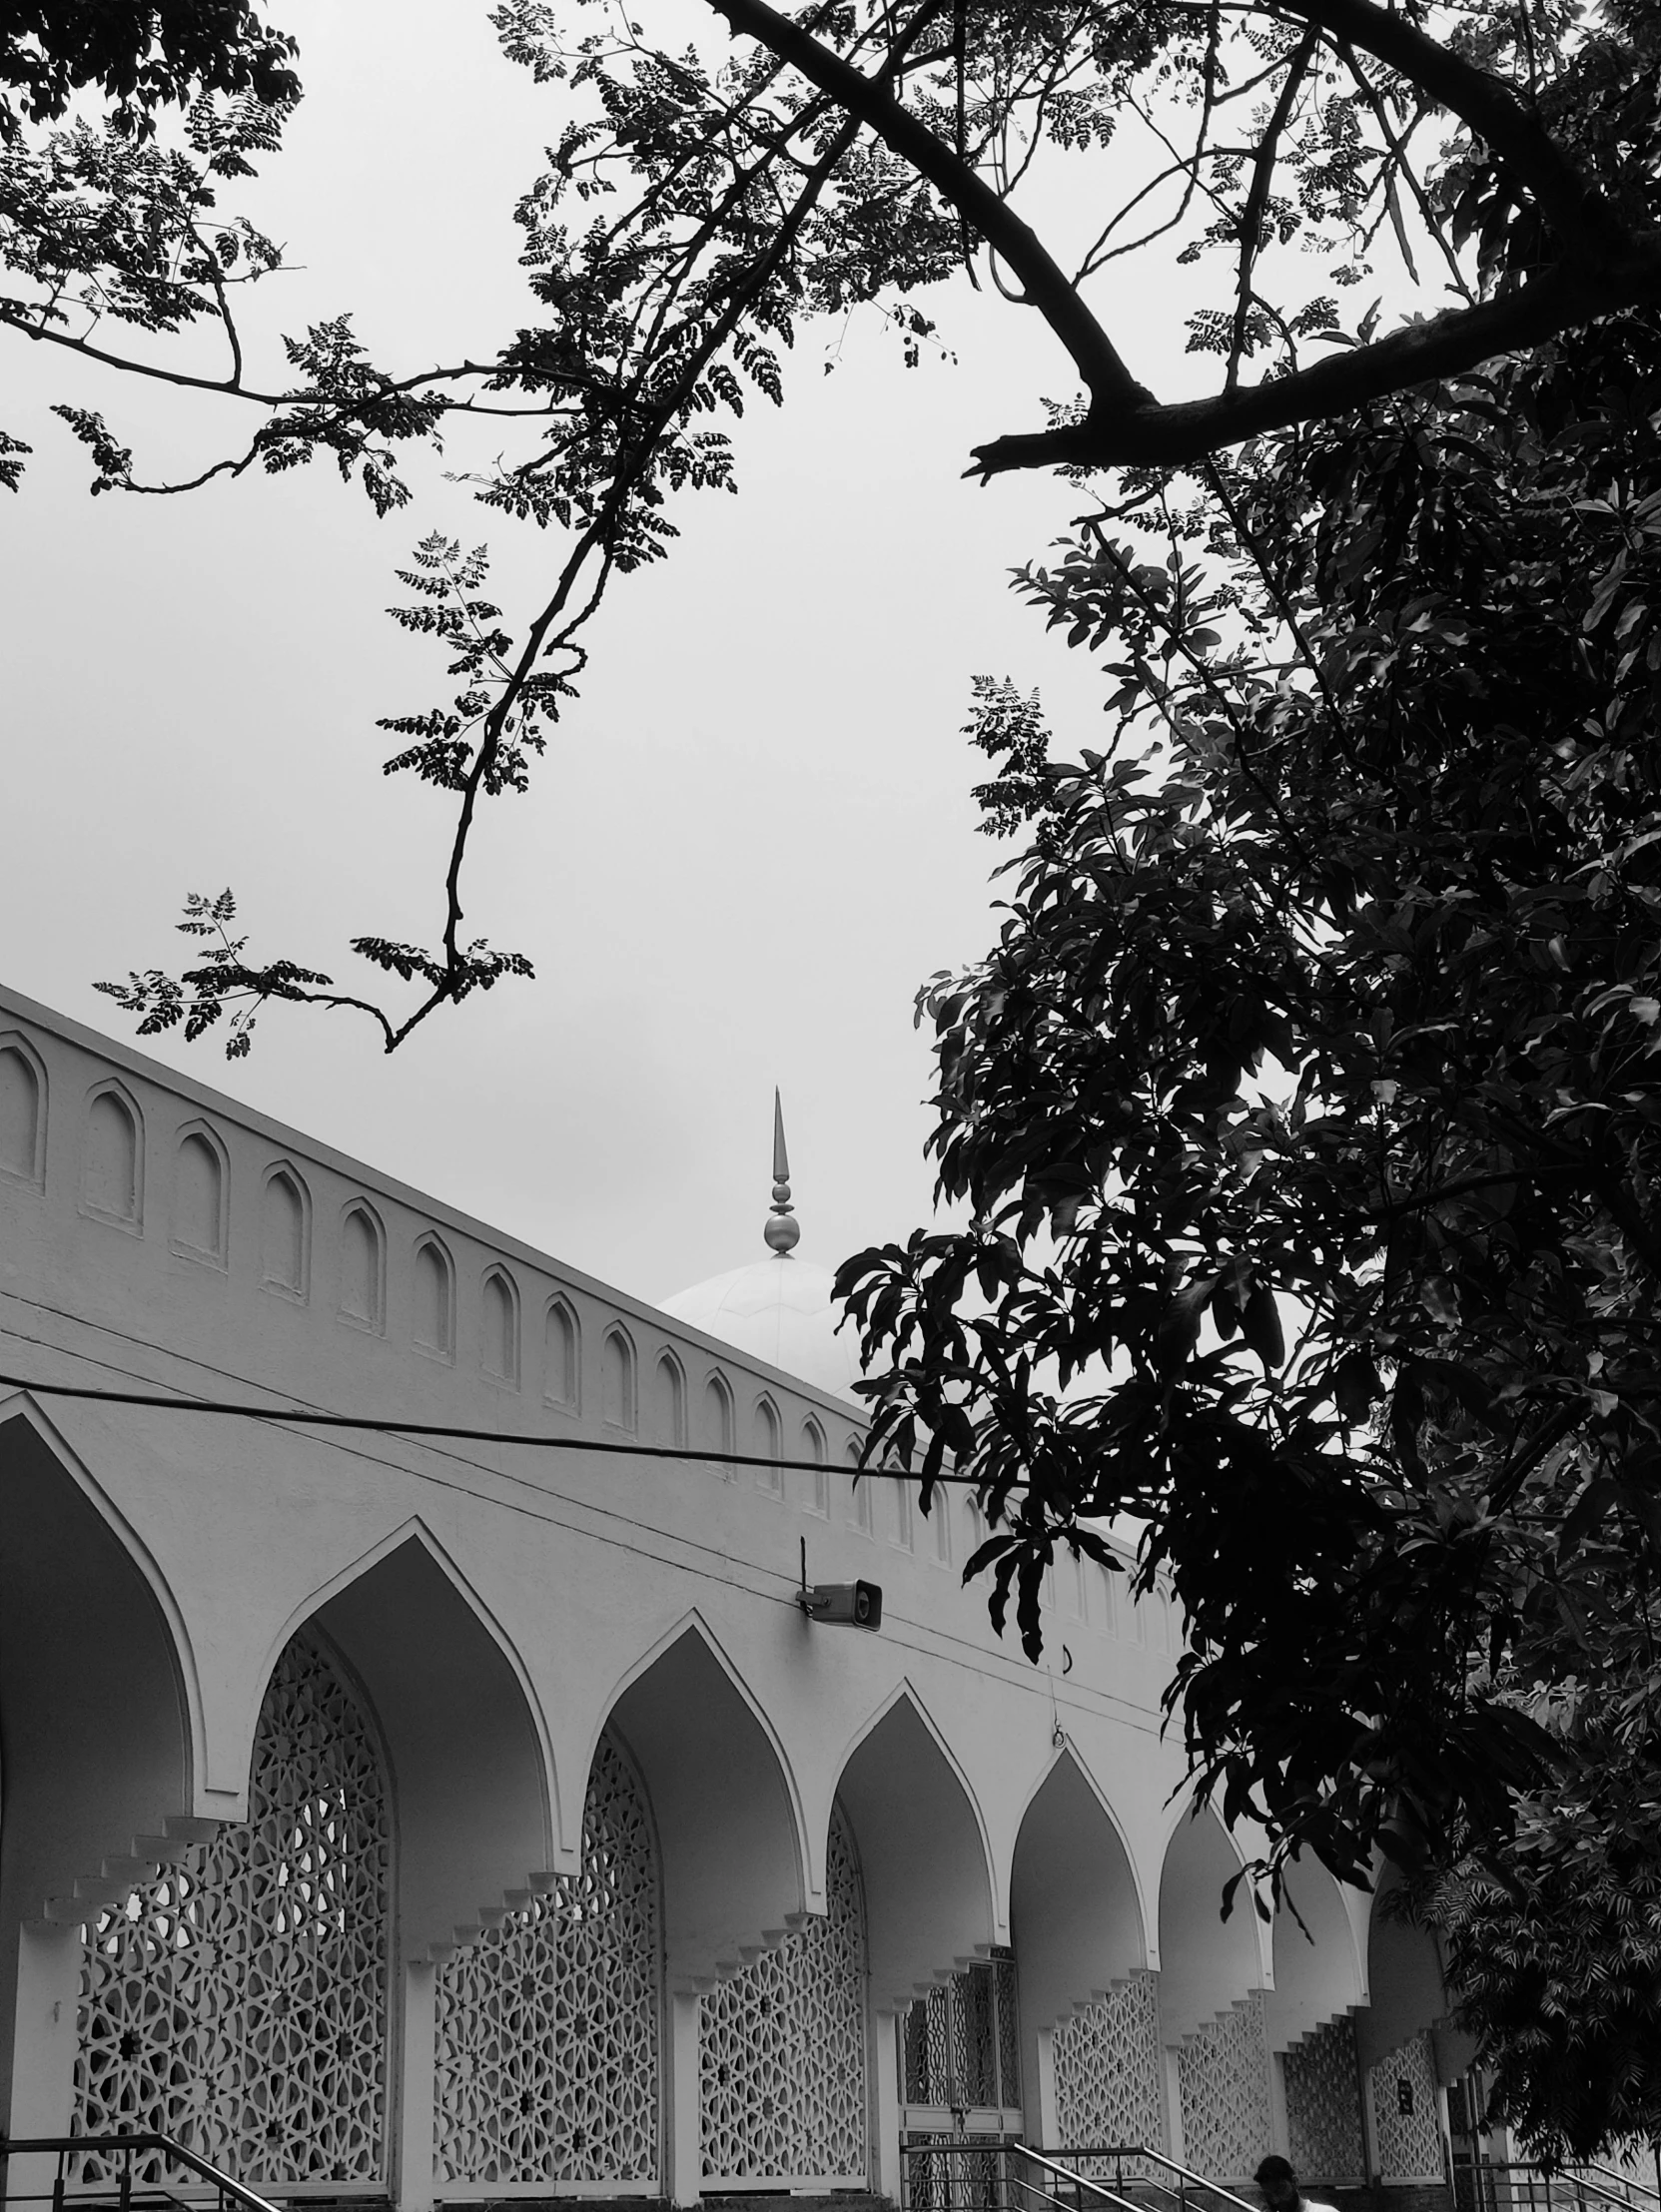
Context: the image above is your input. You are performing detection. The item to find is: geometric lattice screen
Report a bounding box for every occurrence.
[1283,2012,1365,2182]
[73,1632,391,2187]
[434,1732,660,2188]
[699,1805,868,2184]
[1052,1975,1166,2157]
[1367,2033,1445,2184]
[1176,1990,1272,2183]
[900,1958,1023,2113]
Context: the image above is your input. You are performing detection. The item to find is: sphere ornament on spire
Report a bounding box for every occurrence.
[764,1088,800,1253]
[659,1088,860,1398]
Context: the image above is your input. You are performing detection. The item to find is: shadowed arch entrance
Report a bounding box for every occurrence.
[1012,1750,1159,2155]
[1159,1805,1267,2181]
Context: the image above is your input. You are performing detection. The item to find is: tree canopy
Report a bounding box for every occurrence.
[4,0,1659,1042]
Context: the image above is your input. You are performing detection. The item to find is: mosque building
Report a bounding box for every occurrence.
[0,983,1477,2212]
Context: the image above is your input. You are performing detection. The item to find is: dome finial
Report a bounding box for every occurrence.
[765,1088,800,1254]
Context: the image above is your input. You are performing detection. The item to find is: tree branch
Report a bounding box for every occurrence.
[969,246,1661,474]
[700,0,1154,415]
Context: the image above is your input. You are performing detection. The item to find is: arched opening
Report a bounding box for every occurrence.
[1158,1804,1268,2181]
[0,1409,194,2137]
[603,1621,804,1990]
[434,1730,662,2190]
[1269,1864,1367,2187]
[838,1693,996,2013]
[1011,1752,1156,2154]
[1357,1882,1453,2188]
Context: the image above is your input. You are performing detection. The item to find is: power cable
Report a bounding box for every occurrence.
[0,1370,994,1483]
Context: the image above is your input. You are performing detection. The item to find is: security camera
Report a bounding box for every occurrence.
[799,1581,883,1631]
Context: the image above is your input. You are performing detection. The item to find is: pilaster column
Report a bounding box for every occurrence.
[872,2006,902,2202]
[664,1987,703,2207]
[396,1958,436,2212]
[1034,2024,1058,2150]
[7,1919,83,2205]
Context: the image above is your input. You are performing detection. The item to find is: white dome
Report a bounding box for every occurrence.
[659,1253,863,1400]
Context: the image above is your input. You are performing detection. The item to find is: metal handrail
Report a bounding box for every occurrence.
[1035,2145,1261,2212]
[1583,2168,1661,2211]
[1008,2150,1141,2212]
[0,2134,282,2212]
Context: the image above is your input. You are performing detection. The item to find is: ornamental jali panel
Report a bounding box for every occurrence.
[73,1632,391,2186]
[1283,2013,1364,2182]
[699,1805,867,2183]
[1368,2033,1444,2184]
[1053,1975,1166,2160]
[1177,1991,1271,2183]
[434,1732,660,2185]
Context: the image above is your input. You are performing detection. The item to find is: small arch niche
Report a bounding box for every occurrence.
[848,1441,873,1535]
[754,1397,782,1494]
[651,1352,686,1447]
[172,1127,227,1264]
[261,1166,309,1297]
[601,1326,635,1431]
[481,1267,520,1385]
[543,1298,580,1411]
[930,1488,953,1568]
[801,1419,829,1517]
[339,1202,385,1332]
[413,1237,454,1359]
[0,1038,45,1185]
[703,1372,734,1469]
[83,1086,141,1226]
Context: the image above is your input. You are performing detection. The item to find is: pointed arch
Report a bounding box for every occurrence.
[0,1029,48,1187]
[650,1348,687,1447]
[1156,1793,1263,2040]
[1009,1739,1151,2014]
[260,1158,311,1299]
[602,1322,637,1432]
[591,1609,810,1987]
[338,1197,387,1333]
[831,1680,1000,2010]
[480,1263,521,1385]
[171,1118,229,1265]
[81,1077,144,1228]
[0,1395,203,2111]
[701,1368,735,1468]
[260,1519,558,1958]
[413,1232,456,1359]
[543,1293,580,1411]
[753,1393,783,1494]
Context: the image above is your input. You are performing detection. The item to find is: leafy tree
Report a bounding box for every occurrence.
[5,0,1661,1042]
[14,0,1661,2148]
[838,301,1661,2154]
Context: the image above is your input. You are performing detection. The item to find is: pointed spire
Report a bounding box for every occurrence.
[764,1088,800,1254]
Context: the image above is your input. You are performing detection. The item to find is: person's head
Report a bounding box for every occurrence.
[1254,2158,1299,2212]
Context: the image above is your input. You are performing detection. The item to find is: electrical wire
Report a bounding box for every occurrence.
[0,1370,995,1483]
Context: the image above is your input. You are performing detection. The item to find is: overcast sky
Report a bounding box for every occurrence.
[1,1,1256,1306]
